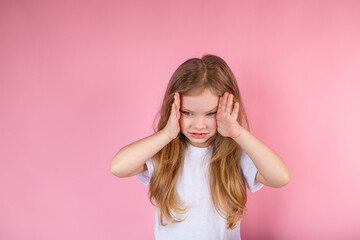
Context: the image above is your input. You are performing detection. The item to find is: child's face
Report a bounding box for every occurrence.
[179,88,219,148]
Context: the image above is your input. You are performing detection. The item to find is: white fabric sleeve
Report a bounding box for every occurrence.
[135,157,155,185]
[240,150,264,192]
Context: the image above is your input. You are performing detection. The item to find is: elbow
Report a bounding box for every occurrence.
[110,160,125,178]
[268,170,291,188]
[277,171,291,188]
[110,164,120,177]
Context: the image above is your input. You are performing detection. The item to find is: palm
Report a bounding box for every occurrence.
[216,92,242,138]
[164,92,181,139]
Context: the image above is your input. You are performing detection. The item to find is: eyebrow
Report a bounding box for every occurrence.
[181,106,218,113]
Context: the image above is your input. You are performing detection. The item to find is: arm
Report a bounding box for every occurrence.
[110,129,172,177]
[232,127,291,188]
[110,92,181,178]
[216,92,291,188]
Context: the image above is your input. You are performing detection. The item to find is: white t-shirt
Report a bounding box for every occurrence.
[136,143,264,240]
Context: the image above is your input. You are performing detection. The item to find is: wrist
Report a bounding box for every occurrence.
[159,129,176,142]
[231,125,245,140]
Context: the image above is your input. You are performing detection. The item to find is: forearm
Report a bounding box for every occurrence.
[110,129,172,177]
[232,127,291,187]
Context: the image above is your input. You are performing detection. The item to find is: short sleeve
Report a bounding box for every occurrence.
[240,150,264,192]
[135,157,155,185]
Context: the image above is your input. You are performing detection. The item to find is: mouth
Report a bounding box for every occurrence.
[190,132,208,139]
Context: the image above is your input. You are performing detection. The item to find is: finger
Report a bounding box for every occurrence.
[226,94,233,113]
[217,96,222,113]
[173,94,178,113]
[177,93,181,109]
[176,93,181,118]
[174,92,180,109]
[231,102,239,119]
[171,103,176,116]
[221,92,228,113]
[170,103,175,117]
[175,103,180,119]
[172,102,180,119]
[173,93,176,104]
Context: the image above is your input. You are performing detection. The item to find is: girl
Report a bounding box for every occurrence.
[110,54,291,240]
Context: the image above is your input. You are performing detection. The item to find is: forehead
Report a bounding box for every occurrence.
[180,88,219,113]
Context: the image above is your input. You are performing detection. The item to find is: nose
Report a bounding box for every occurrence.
[192,117,207,130]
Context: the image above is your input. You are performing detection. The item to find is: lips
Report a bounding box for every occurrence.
[190,132,207,139]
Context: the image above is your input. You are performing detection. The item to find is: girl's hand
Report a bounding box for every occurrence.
[162,92,181,140]
[216,92,243,138]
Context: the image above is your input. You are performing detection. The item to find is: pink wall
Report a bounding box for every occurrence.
[1,0,359,239]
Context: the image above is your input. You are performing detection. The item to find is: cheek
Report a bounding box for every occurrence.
[179,117,186,129]
[209,119,217,129]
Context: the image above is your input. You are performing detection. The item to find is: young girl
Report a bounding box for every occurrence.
[110,54,291,240]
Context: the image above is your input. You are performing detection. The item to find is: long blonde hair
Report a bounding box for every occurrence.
[149,54,251,229]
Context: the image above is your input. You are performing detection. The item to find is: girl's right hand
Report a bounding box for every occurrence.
[162,92,181,140]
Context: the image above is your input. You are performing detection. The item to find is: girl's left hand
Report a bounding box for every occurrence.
[216,92,243,138]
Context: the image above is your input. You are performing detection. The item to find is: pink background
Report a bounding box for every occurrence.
[1,0,360,239]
